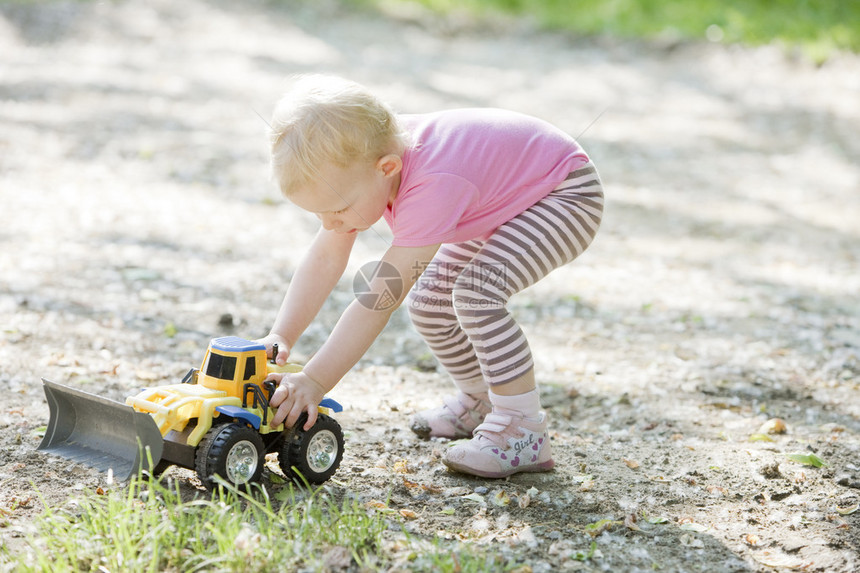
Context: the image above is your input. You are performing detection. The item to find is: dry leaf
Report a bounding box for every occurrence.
[678,516,709,532]
[423,483,443,494]
[759,418,788,434]
[584,518,618,537]
[399,508,418,519]
[836,503,859,515]
[623,513,641,532]
[401,477,442,494]
[744,533,761,546]
[11,496,33,510]
[623,458,640,470]
[492,490,511,507]
[365,500,389,512]
[401,477,420,489]
[101,364,120,375]
[706,485,727,496]
[392,459,410,474]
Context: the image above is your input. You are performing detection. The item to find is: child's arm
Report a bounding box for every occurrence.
[259,227,357,363]
[268,242,441,429]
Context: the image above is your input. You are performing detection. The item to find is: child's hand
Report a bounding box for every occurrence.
[256,333,291,365]
[267,371,326,430]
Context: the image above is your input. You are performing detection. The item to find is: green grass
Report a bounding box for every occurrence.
[0,474,513,572]
[364,0,859,60]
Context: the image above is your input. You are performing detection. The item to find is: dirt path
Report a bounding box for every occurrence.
[2,1,859,571]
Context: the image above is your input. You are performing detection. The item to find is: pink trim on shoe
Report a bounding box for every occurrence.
[442,409,554,478]
[410,392,492,440]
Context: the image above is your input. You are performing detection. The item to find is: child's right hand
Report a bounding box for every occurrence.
[255,332,291,365]
[266,371,326,430]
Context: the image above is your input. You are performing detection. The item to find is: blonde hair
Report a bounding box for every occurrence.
[269,75,409,196]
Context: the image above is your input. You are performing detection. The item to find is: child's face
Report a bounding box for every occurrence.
[289,157,401,235]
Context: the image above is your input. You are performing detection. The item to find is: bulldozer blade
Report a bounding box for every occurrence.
[38,378,164,481]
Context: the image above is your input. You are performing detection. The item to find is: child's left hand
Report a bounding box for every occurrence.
[267,371,326,430]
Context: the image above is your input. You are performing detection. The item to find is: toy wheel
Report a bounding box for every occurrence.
[195,423,264,490]
[280,413,344,484]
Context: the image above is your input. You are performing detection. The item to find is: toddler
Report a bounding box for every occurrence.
[260,75,603,478]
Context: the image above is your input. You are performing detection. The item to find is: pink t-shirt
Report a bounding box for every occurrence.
[383,108,591,247]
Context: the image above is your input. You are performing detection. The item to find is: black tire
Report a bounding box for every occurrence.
[280,413,344,484]
[195,423,265,490]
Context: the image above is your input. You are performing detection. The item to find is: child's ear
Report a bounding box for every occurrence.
[377,154,402,178]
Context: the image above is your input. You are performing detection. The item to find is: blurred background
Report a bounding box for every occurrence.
[1,0,857,377]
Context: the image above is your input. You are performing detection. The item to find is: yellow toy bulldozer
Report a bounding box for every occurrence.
[39,336,344,489]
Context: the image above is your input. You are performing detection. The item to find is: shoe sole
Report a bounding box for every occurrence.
[443,458,555,479]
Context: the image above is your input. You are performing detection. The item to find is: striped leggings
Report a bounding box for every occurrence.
[406,164,604,388]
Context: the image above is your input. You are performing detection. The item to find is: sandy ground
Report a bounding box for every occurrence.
[1,1,859,571]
